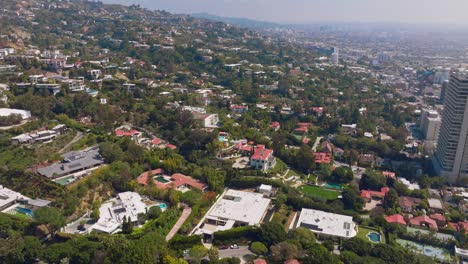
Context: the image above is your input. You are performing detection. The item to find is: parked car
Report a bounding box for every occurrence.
[230,244,239,249]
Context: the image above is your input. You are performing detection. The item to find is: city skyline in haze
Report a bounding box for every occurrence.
[103,0,468,26]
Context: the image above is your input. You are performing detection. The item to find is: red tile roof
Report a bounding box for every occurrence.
[312,107,324,114]
[137,169,207,191]
[270,121,280,129]
[137,168,164,185]
[448,221,468,233]
[254,259,267,264]
[314,152,332,164]
[429,213,446,223]
[151,138,162,145]
[382,171,396,179]
[251,145,274,161]
[165,144,177,150]
[360,187,390,199]
[385,214,406,225]
[115,129,139,137]
[409,215,438,230]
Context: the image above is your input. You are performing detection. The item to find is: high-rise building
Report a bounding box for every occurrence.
[420,109,441,142]
[434,72,468,183]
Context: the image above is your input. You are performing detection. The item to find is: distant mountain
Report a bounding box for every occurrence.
[191,13,282,29]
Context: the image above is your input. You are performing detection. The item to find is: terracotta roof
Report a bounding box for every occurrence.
[409,215,438,230]
[314,152,332,164]
[429,213,446,223]
[360,187,390,199]
[137,169,207,191]
[137,168,164,185]
[115,129,139,137]
[151,138,162,145]
[254,259,267,264]
[270,121,280,129]
[448,221,468,233]
[165,144,177,150]
[251,145,274,161]
[382,171,396,179]
[385,214,406,225]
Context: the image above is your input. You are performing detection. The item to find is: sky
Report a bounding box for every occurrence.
[103,0,468,25]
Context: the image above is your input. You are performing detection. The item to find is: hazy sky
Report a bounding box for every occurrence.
[103,0,468,25]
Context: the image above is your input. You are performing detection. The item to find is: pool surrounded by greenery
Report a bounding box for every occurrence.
[324,183,343,190]
[16,207,33,217]
[367,232,381,243]
[357,226,384,243]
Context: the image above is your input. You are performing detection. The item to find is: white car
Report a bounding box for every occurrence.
[230,244,239,249]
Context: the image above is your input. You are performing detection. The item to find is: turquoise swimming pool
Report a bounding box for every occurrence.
[325,183,343,190]
[16,207,33,217]
[159,203,167,210]
[367,232,381,243]
[218,136,228,142]
[54,176,74,185]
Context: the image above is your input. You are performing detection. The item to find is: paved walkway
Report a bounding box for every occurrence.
[166,206,192,241]
[59,131,83,154]
[312,136,324,151]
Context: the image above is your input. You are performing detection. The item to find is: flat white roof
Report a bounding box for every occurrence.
[296,208,357,238]
[91,191,148,234]
[206,189,271,226]
[428,198,444,209]
[0,108,31,119]
[0,185,29,211]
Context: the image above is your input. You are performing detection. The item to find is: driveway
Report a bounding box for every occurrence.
[219,246,254,262]
[166,206,192,241]
[59,131,84,154]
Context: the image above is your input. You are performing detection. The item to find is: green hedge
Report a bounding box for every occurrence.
[213,226,258,245]
[168,235,203,250]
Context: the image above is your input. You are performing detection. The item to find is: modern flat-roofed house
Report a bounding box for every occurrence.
[11,125,66,145]
[192,112,219,128]
[0,185,29,212]
[37,146,104,179]
[295,208,357,239]
[195,189,271,239]
[0,108,31,120]
[91,192,157,234]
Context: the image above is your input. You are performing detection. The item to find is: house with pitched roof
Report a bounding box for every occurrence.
[384,214,407,225]
[137,169,207,192]
[250,145,276,171]
[409,215,438,230]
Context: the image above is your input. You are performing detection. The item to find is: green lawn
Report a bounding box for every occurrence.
[298,185,340,200]
[357,226,385,243]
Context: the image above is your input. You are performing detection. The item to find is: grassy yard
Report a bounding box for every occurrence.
[357,226,385,243]
[272,204,293,230]
[298,185,340,200]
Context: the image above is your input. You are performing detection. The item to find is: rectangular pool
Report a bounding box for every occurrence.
[54,176,75,185]
[155,176,170,184]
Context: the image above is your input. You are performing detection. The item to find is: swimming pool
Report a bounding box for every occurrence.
[367,232,381,243]
[218,136,228,142]
[155,176,170,184]
[325,183,343,190]
[16,207,33,217]
[54,176,75,185]
[159,203,167,210]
